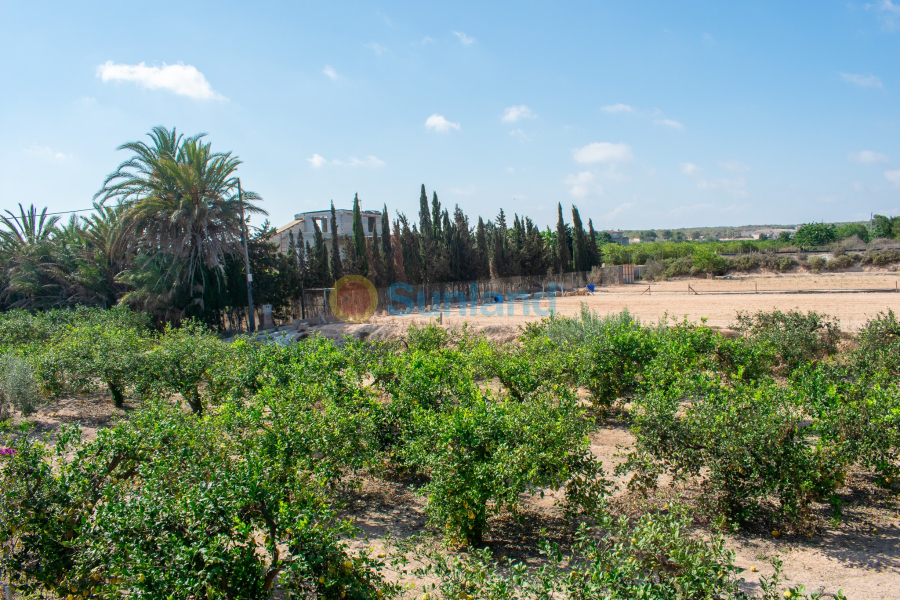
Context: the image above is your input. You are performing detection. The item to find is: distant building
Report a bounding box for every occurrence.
[607,230,630,246]
[271,208,382,253]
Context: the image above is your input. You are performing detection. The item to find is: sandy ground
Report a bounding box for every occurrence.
[312,272,900,341]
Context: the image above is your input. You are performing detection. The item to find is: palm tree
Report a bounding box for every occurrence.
[65,204,132,308]
[96,127,265,320]
[0,204,63,308]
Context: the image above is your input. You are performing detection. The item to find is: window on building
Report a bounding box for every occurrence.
[313,217,328,233]
[368,217,376,233]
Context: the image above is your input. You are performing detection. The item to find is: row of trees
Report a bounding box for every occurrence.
[289,184,606,291]
[0,128,612,328]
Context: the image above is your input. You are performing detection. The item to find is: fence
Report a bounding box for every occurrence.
[300,268,641,321]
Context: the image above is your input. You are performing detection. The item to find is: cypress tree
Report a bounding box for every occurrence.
[381,204,395,284]
[555,203,571,273]
[571,205,589,272]
[329,201,343,282]
[474,217,490,279]
[351,193,369,276]
[370,224,384,286]
[399,213,424,284]
[311,219,331,287]
[453,205,477,280]
[418,184,432,239]
[392,218,407,282]
[587,218,601,268]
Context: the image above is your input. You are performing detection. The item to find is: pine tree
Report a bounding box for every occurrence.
[381,204,395,284]
[571,205,589,272]
[350,193,369,276]
[555,203,570,273]
[329,201,342,282]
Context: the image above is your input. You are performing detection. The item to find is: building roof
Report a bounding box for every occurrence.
[295,208,382,217]
[274,218,303,234]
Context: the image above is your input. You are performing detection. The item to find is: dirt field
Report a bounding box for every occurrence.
[326,272,900,341]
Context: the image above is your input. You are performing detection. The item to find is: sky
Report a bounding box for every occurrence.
[1,0,899,231]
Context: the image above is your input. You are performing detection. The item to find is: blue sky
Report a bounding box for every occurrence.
[1,1,899,230]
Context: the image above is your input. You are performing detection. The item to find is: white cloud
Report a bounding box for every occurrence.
[24,144,68,160]
[501,104,535,122]
[668,203,715,215]
[655,118,684,130]
[96,61,224,100]
[452,31,476,46]
[682,163,748,198]
[681,162,700,176]
[600,103,635,113]
[839,72,883,88]
[572,142,633,164]
[414,36,436,45]
[425,114,460,132]
[603,202,635,220]
[505,167,516,174]
[720,160,750,173]
[847,150,889,164]
[509,128,532,142]
[563,171,603,198]
[308,154,328,168]
[307,154,386,168]
[348,155,386,168]
[450,186,475,195]
[885,169,900,185]
[866,0,900,28]
[323,65,340,81]
[365,43,388,56]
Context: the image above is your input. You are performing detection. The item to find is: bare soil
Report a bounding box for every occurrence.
[318,272,900,344]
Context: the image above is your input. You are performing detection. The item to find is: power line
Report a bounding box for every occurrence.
[1,207,98,222]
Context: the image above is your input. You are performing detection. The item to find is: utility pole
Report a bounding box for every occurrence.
[238,179,256,332]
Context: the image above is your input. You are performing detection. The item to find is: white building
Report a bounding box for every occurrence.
[271,208,382,253]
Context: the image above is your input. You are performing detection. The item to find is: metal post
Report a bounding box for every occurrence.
[237,179,255,332]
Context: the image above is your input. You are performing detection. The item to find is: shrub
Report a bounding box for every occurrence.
[533,308,654,409]
[793,223,836,247]
[0,404,399,600]
[664,256,693,278]
[806,255,826,272]
[141,321,226,415]
[825,254,856,271]
[642,259,667,281]
[859,248,900,266]
[36,323,150,406]
[406,506,839,599]
[0,353,40,417]
[626,380,843,527]
[734,310,839,373]
[692,246,727,275]
[401,392,608,545]
[792,362,899,485]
